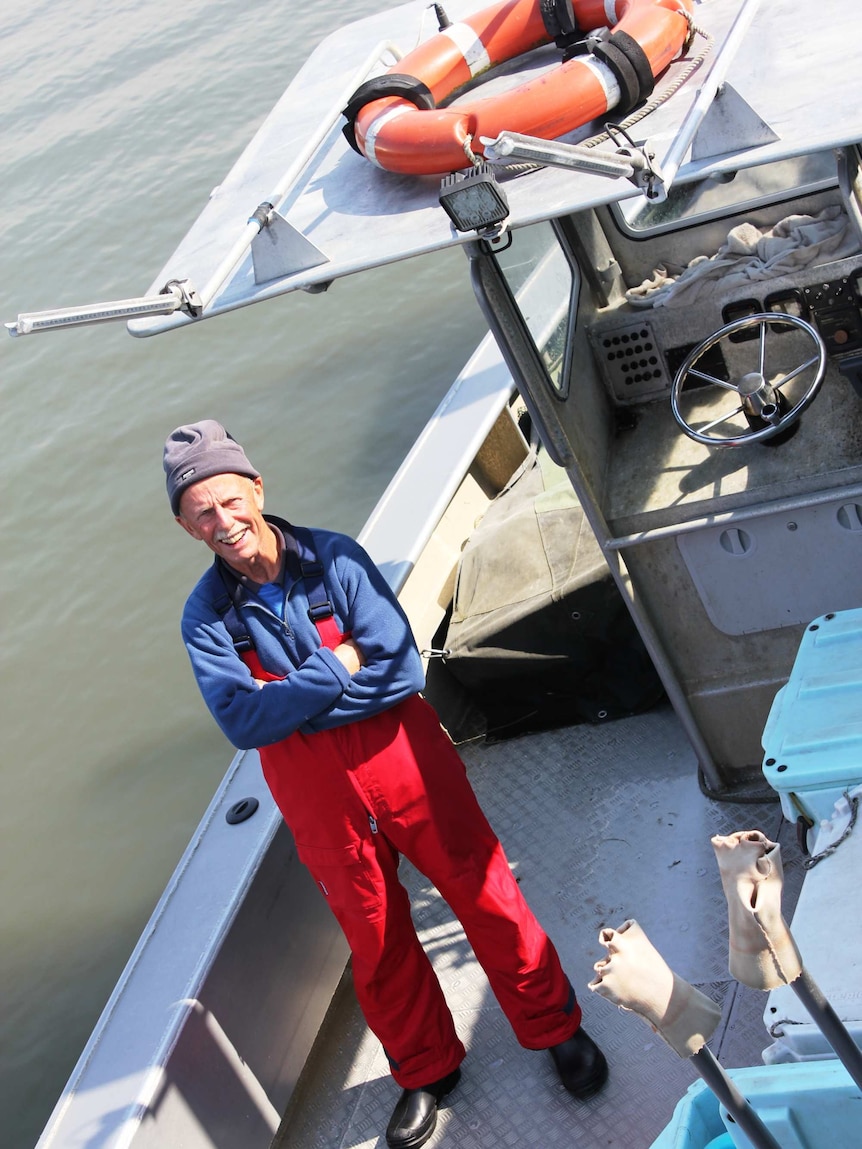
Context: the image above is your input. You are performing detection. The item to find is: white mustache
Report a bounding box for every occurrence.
[215,526,247,545]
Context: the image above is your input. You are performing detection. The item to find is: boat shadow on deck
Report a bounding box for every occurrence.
[274,703,802,1148]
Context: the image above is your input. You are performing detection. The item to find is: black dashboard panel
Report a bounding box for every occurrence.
[803,272,862,355]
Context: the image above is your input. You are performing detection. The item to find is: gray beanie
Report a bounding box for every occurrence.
[164,420,260,516]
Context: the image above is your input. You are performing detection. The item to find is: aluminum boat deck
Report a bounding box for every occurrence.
[273,703,800,1148]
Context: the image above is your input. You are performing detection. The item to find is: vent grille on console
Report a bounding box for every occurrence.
[595,320,669,402]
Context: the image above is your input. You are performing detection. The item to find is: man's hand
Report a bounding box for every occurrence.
[333,637,365,676]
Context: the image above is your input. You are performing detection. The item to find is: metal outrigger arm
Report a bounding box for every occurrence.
[480,130,665,198]
[6,278,202,338]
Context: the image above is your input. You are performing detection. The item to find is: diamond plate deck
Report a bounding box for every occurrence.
[273,704,802,1149]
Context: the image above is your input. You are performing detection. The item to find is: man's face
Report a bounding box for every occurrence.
[176,473,267,565]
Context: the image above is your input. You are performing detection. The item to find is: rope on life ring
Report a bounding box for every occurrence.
[342,0,694,176]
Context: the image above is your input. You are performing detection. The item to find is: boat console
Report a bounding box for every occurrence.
[468,182,862,788]
[591,250,862,534]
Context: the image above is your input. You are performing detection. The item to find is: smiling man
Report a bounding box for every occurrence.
[165,419,607,1148]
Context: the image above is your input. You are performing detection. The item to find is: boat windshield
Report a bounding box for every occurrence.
[494,221,580,398]
[613,151,838,236]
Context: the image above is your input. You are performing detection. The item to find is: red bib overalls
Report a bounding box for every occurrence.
[242,617,580,1089]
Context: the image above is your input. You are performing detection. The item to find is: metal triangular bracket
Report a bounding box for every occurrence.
[250,210,329,284]
[691,83,779,162]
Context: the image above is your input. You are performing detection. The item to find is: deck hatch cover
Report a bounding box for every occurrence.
[678,499,862,635]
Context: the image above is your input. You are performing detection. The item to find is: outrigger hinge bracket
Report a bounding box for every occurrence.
[162,278,203,316]
[480,129,667,200]
[604,122,665,199]
[5,276,203,337]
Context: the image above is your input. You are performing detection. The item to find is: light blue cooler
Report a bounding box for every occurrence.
[649,1061,860,1148]
[761,608,862,840]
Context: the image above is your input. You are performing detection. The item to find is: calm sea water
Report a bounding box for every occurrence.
[0,2,483,1144]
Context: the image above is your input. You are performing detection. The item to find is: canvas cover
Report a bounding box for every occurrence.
[443,447,664,739]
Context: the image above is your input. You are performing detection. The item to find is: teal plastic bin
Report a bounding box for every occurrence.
[762,609,862,832]
[650,1061,860,1148]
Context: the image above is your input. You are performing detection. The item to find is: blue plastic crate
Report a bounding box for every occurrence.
[762,609,862,828]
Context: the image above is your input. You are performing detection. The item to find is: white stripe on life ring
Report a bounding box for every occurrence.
[363,103,412,167]
[604,0,619,25]
[442,22,492,77]
[578,56,621,111]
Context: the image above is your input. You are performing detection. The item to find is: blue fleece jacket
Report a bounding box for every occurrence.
[181,518,425,749]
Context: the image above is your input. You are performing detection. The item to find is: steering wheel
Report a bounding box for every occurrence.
[670,313,827,446]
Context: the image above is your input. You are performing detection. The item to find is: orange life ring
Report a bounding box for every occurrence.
[343,0,693,176]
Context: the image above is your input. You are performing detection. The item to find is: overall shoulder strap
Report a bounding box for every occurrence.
[291,525,343,650]
[291,524,332,621]
[212,564,255,653]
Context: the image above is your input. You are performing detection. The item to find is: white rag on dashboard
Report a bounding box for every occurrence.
[626,205,860,308]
